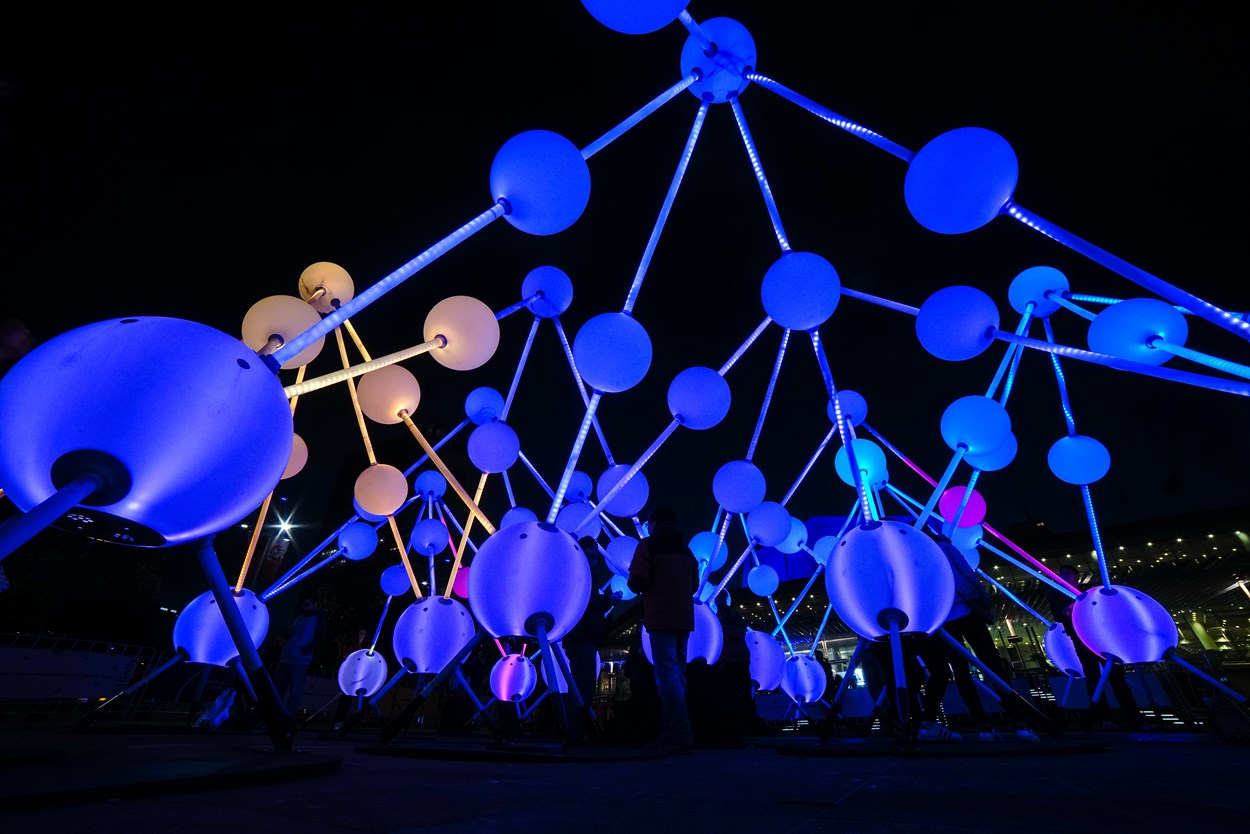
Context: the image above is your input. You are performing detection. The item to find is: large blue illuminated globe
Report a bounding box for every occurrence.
[1043,622,1084,678]
[905,127,1017,234]
[580,0,687,34]
[916,285,999,361]
[392,596,476,674]
[834,438,889,488]
[760,252,840,331]
[1071,585,1178,664]
[689,531,729,571]
[0,317,293,547]
[468,521,591,641]
[490,130,590,236]
[573,313,652,392]
[940,396,1012,457]
[1087,297,1188,366]
[173,589,270,667]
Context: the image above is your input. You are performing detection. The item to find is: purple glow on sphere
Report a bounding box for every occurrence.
[337,649,388,697]
[1044,622,1084,678]
[173,589,270,667]
[490,653,538,702]
[1071,585,1178,664]
[781,654,827,704]
[392,596,476,674]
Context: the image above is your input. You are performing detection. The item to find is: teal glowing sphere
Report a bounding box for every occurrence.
[573,312,652,392]
[940,396,1012,457]
[748,564,780,596]
[916,285,999,361]
[1048,434,1111,485]
[491,130,590,236]
[608,573,636,600]
[668,366,731,429]
[760,252,841,331]
[965,432,1017,472]
[776,517,808,555]
[905,127,1017,234]
[809,535,837,567]
[713,459,766,513]
[689,531,729,571]
[834,438,889,488]
[829,390,868,427]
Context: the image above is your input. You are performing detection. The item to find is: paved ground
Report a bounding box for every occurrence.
[3,717,1249,834]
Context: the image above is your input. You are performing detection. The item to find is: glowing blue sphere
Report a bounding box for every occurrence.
[337,649,388,697]
[566,471,594,503]
[467,420,519,473]
[681,17,756,103]
[781,655,827,704]
[1087,297,1188,366]
[501,506,538,528]
[825,521,955,640]
[941,395,1012,457]
[1043,622,1084,678]
[595,465,649,517]
[338,521,379,561]
[490,130,590,236]
[0,317,293,547]
[916,285,999,361]
[829,390,868,427]
[464,387,506,425]
[776,517,808,555]
[746,501,790,547]
[573,312,652,392]
[760,252,841,331]
[668,366,731,429]
[468,521,591,641]
[556,501,602,539]
[1048,434,1111,485]
[409,518,449,557]
[1071,585,1178,664]
[713,459,766,513]
[965,432,1017,472]
[689,531,728,571]
[747,564,779,596]
[604,535,639,577]
[380,564,412,597]
[173,589,270,667]
[643,601,722,665]
[580,0,687,34]
[413,470,448,501]
[809,535,837,567]
[1009,266,1069,317]
[392,596,476,674]
[746,630,786,690]
[904,126,1017,234]
[608,573,636,600]
[490,653,538,702]
[834,438,889,488]
[522,265,574,318]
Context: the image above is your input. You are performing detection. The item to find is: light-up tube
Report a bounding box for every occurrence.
[721,317,773,374]
[553,318,614,462]
[839,286,920,316]
[581,73,700,159]
[810,330,872,523]
[746,329,790,461]
[502,317,540,420]
[729,96,789,253]
[572,420,681,538]
[1147,337,1250,380]
[781,426,837,506]
[975,567,1051,627]
[677,9,714,53]
[546,391,603,523]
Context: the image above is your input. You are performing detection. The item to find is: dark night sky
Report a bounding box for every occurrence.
[2,2,1248,605]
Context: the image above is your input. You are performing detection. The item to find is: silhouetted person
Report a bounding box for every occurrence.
[628,504,698,753]
[688,595,754,747]
[272,593,327,718]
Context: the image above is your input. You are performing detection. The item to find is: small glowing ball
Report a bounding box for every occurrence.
[380,564,412,597]
[781,655,827,704]
[608,573,636,600]
[916,285,999,361]
[409,518,448,556]
[713,460,766,513]
[1071,585,1178,664]
[338,649,388,697]
[173,589,269,667]
[452,565,470,599]
[1009,266,1068,318]
[1048,434,1111,485]
[0,317,293,547]
[681,17,756,103]
[424,296,500,371]
[282,433,308,480]
[241,295,325,370]
[937,487,986,528]
[642,602,723,665]
[1044,622,1084,678]
[573,313,652,392]
[465,387,506,425]
[468,521,591,641]
[834,438,889,488]
[354,463,408,517]
[776,518,808,555]
[490,653,538,702]
[809,535,837,567]
[566,471,594,503]
[596,465,649,517]
[690,531,729,571]
[825,521,955,640]
[522,265,574,318]
[298,261,354,314]
[541,643,602,694]
[467,420,520,473]
[501,506,538,528]
[830,390,868,427]
[413,470,447,501]
[760,252,841,331]
[580,0,687,34]
[668,366,731,429]
[748,564,780,596]
[604,535,639,577]
[1087,297,1188,367]
[746,630,786,690]
[354,498,388,523]
[941,396,1012,457]
[491,129,590,235]
[392,596,476,674]
[557,501,602,540]
[904,126,1017,234]
[746,501,790,547]
[357,365,421,424]
[965,432,1017,472]
[338,521,379,561]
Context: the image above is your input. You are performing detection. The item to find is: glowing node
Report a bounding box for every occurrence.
[747,564,779,596]
[916,285,999,361]
[338,521,379,561]
[713,459,766,513]
[580,0,687,34]
[680,17,756,103]
[746,501,790,547]
[357,365,421,424]
[380,564,412,597]
[940,395,1012,457]
[746,630,785,691]
[521,265,574,318]
[467,420,520,473]
[413,470,448,500]
[242,295,325,369]
[937,486,986,528]
[781,654,826,704]
[829,390,868,427]
[1009,266,1068,317]
[354,463,408,517]
[338,649,388,697]
[833,438,888,488]
[282,433,308,480]
[775,517,808,555]
[392,596,476,674]
[490,129,590,235]
[409,517,448,557]
[465,387,506,425]
[760,251,840,331]
[1071,585,1178,664]
[173,589,269,667]
[298,261,355,314]
[424,295,500,371]
[490,653,538,702]
[689,530,729,571]
[668,366,731,429]
[905,126,1018,234]
[596,465,650,517]
[1048,434,1111,485]
[1087,297,1188,366]
[573,312,652,392]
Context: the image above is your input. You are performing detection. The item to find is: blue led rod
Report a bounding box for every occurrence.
[581,73,700,160]
[976,539,1076,600]
[1071,295,1193,313]
[270,204,506,368]
[1045,291,1098,321]
[677,9,714,54]
[494,291,544,321]
[552,318,614,463]
[998,333,1028,407]
[1147,337,1250,380]
[369,594,394,654]
[1082,484,1112,591]
[912,445,966,531]
[840,285,921,316]
[282,335,445,398]
[1042,319,1078,434]
[699,512,736,591]
[729,96,790,253]
[723,316,773,372]
[517,450,557,502]
[711,539,753,599]
[546,391,603,523]
[809,601,836,657]
[782,425,838,506]
[501,317,541,419]
[746,329,791,461]
[261,547,344,601]
[0,471,103,561]
[772,566,825,636]
[975,567,1052,627]
[571,420,681,537]
[1003,201,1250,343]
[623,100,710,314]
[744,72,914,162]
[985,303,1034,401]
[809,330,873,524]
[438,496,485,558]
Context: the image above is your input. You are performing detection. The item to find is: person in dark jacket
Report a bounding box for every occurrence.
[628,504,698,753]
